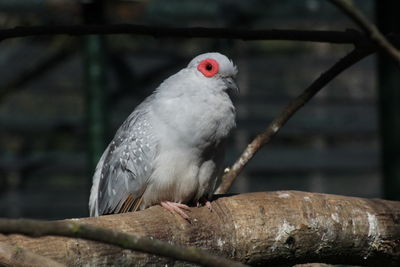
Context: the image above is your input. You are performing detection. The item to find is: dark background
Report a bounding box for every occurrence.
[1,0,398,220]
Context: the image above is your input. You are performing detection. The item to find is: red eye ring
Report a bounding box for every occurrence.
[197,58,219,77]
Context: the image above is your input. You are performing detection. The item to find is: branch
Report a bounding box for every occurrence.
[330,0,400,65]
[0,242,66,267]
[0,220,245,267]
[0,24,369,44]
[216,47,374,194]
[0,191,399,266]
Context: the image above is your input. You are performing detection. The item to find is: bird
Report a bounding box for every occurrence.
[89,52,238,220]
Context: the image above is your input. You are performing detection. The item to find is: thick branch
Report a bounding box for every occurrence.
[0,191,399,266]
[216,47,373,194]
[330,0,400,65]
[0,242,66,267]
[0,220,244,267]
[0,24,368,44]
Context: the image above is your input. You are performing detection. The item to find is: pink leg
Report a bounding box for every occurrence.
[160,201,191,220]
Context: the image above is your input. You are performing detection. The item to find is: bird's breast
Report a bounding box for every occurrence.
[141,91,234,208]
[142,148,202,206]
[153,92,236,148]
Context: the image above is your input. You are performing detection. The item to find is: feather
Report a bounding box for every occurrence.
[89,96,158,216]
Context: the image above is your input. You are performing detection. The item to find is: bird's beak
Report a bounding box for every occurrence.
[223,77,239,94]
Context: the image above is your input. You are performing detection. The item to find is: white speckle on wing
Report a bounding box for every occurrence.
[112,189,116,195]
[124,177,129,189]
[303,196,311,201]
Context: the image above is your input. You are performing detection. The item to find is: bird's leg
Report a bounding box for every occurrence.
[197,197,213,211]
[160,201,191,220]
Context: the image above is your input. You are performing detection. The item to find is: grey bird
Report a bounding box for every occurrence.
[89,52,238,219]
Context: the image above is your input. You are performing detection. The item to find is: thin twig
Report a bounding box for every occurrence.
[0,242,66,267]
[330,0,400,65]
[215,47,373,194]
[0,219,246,267]
[0,24,369,44]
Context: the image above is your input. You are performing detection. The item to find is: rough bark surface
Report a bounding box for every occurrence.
[0,242,66,267]
[0,191,399,266]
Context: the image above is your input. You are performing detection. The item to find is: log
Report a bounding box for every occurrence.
[0,242,65,267]
[0,191,399,266]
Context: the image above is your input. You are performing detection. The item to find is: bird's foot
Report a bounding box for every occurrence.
[160,201,191,221]
[205,200,212,211]
[197,197,213,212]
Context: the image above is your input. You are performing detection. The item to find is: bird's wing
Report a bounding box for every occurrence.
[95,101,158,215]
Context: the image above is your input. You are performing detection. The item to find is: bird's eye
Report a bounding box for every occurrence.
[197,58,219,77]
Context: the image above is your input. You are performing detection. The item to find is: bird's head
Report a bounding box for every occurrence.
[187,52,239,94]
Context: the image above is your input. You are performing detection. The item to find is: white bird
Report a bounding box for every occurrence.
[89,52,238,219]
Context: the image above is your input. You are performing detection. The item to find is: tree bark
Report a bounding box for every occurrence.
[0,191,399,266]
[0,242,66,267]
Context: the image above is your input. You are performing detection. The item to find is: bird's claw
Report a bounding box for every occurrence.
[197,198,213,212]
[161,201,191,221]
[205,200,212,211]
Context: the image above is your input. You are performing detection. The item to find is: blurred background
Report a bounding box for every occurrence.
[0,0,398,219]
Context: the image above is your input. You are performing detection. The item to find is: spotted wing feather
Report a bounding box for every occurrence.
[92,98,158,216]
